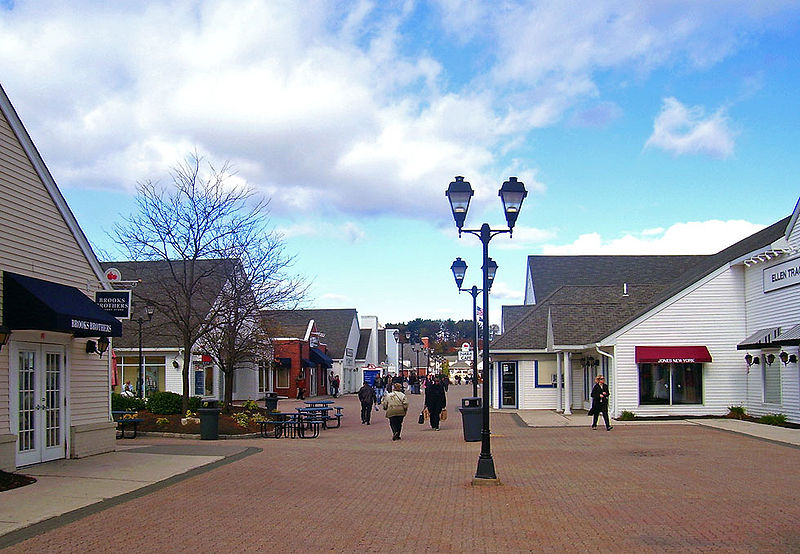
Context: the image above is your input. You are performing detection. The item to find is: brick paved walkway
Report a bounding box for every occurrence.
[5,388,800,553]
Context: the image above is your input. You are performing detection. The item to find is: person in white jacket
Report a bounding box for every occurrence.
[381,383,409,441]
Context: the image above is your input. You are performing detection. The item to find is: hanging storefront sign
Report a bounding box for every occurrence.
[95,290,132,319]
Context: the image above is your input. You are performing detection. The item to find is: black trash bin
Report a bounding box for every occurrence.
[459,397,482,442]
[264,392,280,412]
[199,399,220,440]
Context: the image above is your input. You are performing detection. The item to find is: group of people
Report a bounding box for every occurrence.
[357,374,448,440]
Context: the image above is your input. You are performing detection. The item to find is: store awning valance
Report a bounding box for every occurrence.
[635,346,712,364]
[736,327,782,350]
[774,324,800,346]
[275,357,292,368]
[3,272,122,337]
[302,358,316,368]
[310,347,333,368]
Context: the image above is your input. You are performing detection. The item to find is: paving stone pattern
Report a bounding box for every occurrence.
[6,389,800,553]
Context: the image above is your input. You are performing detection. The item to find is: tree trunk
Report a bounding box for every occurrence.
[182,347,192,413]
[223,369,235,413]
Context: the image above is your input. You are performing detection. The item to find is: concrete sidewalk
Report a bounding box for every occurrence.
[0,441,257,544]
[512,408,800,446]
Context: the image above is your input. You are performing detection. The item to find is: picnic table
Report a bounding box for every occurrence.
[304,400,334,408]
[111,411,143,439]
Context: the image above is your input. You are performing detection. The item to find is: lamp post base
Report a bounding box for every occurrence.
[475,454,498,481]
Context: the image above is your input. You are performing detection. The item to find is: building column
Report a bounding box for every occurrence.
[556,352,563,412]
[564,352,572,415]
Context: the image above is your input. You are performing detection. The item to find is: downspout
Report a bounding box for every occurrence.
[595,347,615,417]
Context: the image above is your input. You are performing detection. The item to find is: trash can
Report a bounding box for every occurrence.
[264,392,280,412]
[459,397,482,442]
[199,399,220,440]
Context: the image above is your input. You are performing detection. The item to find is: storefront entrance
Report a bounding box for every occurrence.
[11,342,66,466]
[500,362,518,408]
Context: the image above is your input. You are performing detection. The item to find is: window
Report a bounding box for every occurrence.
[639,363,702,405]
[762,357,781,404]
[276,367,290,388]
[258,360,268,393]
[118,355,165,397]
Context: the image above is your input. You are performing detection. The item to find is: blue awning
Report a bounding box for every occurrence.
[302,358,316,368]
[3,272,122,337]
[310,347,333,368]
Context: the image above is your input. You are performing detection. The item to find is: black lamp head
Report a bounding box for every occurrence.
[451,257,467,289]
[499,177,527,230]
[446,176,474,231]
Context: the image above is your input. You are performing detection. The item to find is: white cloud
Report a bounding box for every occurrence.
[493,225,556,250]
[542,219,765,255]
[276,221,366,243]
[645,97,736,158]
[0,1,792,219]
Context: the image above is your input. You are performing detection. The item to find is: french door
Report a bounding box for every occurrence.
[13,342,66,466]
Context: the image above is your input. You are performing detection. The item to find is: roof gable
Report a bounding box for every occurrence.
[0,84,109,289]
[262,308,358,359]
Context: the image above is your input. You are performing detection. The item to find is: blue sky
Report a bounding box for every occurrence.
[1,1,799,326]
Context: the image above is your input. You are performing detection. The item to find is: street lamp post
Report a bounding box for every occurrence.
[451,257,497,398]
[446,175,527,482]
[135,305,155,399]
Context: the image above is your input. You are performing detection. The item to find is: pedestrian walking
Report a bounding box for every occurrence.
[381,382,408,441]
[588,375,613,430]
[424,376,446,431]
[358,381,377,424]
[332,373,340,398]
[374,375,385,409]
[296,373,306,400]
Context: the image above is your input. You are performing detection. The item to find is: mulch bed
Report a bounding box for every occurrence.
[0,470,37,492]
[132,407,273,435]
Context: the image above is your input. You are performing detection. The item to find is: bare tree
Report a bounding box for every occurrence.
[203,228,306,411]
[113,153,305,412]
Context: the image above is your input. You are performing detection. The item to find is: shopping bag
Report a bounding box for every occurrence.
[440,408,448,421]
[418,412,425,424]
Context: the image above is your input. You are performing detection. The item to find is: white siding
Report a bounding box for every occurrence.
[739,219,800,422]
[613,266,747,417]
[0,107,108,436]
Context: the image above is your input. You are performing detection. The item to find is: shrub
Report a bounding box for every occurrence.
[147,391,183,415]
[188,396,202,412]
[156,417,170,426]
[758,413,787,426]
[727,405,747,419]
[242,399,259,411]
[619,410,636,421]
[111,393,146,412]
[232,412,251,427]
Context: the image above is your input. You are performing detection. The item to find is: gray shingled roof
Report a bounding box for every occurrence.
[496,215,792,350]
[356,328,371,359]
[262,308,358,359]
[103,259,234,349]
[526,254,701,303]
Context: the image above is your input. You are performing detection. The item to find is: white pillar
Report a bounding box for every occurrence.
[556,353,563,412]
[564,352,572,415]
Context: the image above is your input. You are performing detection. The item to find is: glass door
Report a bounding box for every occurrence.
[500,362,517,408]
[14,343,66,466]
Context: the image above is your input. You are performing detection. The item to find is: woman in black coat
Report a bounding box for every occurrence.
[589,375,613,431]
[424,377,447,430]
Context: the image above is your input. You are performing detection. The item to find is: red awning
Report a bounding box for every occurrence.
[635,346,712,364]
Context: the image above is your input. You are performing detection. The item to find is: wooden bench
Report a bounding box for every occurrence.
[112,411,143,439]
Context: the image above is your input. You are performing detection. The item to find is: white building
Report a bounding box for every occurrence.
[492,198,800,423]
[1,84,121,470]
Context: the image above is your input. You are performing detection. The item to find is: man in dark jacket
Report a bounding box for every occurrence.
[358,381,377,424]
[424,377,447,430]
